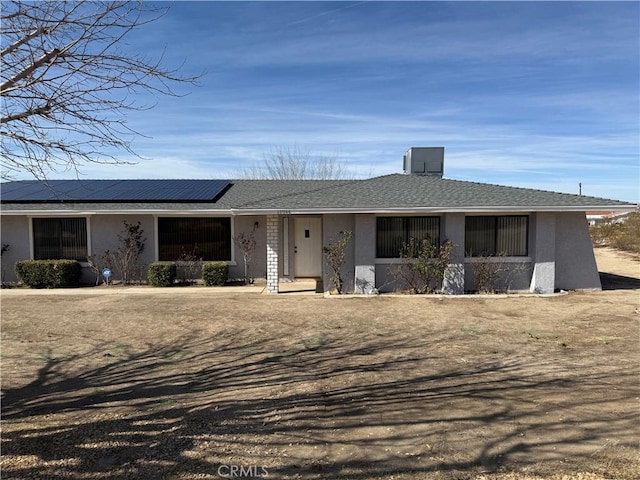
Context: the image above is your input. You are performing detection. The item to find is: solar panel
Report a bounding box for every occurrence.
[0,180,232,202]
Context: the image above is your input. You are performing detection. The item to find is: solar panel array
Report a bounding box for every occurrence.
[0,180,232,202]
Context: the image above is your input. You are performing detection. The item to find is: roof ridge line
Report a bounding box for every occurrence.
[234,178,367,208]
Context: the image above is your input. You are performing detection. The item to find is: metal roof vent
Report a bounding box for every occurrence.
[403,147,444,177]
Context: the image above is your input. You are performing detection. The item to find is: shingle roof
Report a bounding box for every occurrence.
[0,175,633,213]
[226,175,633,211]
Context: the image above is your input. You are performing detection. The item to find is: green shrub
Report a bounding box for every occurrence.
[148,262,176,287]
[15,260,81,288]
[202,261,228,286]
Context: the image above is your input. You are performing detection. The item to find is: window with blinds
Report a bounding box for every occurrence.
[158,217,231,261]
[33,217,88,261]
[465,216,528,256]
[376,216,440,258]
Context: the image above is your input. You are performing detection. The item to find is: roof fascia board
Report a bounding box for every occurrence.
[2,204,635,216]
[232,204,637,215]
[0,208,234,216]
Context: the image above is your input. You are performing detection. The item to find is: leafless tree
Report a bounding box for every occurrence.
[1,1,200,180]
[238,145,352,180]
[233,225,258,285]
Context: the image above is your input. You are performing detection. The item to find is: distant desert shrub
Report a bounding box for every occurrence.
[590,212,640,254]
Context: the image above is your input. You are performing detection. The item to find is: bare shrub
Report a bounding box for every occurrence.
[109,221,146,285]
[87,251,113,285]
[470,253,529,293]
[323,230,352,294]
[234,226,258,285]
[175,247,203,285]
[389,238,454,294]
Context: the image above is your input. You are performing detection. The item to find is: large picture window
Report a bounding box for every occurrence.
[158,217,231,261]
[376,216,440,258]
[33,217,88,261]
[465,216,528,257]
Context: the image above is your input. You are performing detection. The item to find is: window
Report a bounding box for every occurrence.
[33,217,88,261]
[465,216,528,256]
[376,216,440,258]
[158,217,231,261]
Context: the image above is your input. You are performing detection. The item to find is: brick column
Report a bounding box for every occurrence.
[266,214,279,294]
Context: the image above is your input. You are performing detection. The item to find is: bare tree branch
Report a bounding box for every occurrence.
[237,145,352,180]
[1,1,202,180]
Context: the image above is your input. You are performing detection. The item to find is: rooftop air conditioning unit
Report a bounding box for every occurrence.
[403,147,444,177]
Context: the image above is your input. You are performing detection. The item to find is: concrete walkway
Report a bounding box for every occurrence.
[0,280,321,296]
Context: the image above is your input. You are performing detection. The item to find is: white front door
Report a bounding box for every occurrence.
[294,217,322,277]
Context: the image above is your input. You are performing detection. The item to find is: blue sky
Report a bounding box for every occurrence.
[45,1,640,202]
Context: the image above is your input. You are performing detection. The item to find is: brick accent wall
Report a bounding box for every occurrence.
[266,214,279,293]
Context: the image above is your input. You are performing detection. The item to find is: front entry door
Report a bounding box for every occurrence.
[294,217,322,277]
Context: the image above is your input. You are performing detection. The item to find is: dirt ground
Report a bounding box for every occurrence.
[1,248,638,480]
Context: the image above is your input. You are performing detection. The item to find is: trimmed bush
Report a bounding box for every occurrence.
[148,262,176,287]
[15,259,81,288]
[202,261,228,286]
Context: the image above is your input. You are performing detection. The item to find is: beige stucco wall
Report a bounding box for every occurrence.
[0,215,30,283]
[0,213,267,285]
[0,210,603,292]
[321,214,355,293]
[231,215,267,281]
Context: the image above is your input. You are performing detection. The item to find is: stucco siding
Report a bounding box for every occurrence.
[91,214,155,262]
[322,214,355,293]
[464,260,533,292]
[231,215,267,281]
[0,215,30,283]
[442,213,465,294]
[555,212,601,290]
[354,214,376,293]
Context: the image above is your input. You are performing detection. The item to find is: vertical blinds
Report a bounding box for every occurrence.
[158,217,231,261]
[465,216,528,256]
[33,217,87,261]
[376,217,440,258]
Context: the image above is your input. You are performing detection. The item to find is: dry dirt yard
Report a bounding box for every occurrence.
[1,248,638,480]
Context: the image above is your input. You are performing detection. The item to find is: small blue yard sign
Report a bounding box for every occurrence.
[102,268,112,279]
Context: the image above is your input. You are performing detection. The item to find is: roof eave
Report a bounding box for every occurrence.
[0,207,234,216]
[1,203,635,216]
[232,204,637,215]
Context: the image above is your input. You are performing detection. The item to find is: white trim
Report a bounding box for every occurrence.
[228,205,636,215]
[230,217,236,264]
[153,215,159,262]
[28,216,33,260]
[464,256,532,263]
[2,203,635,216]
[283,217,289,276]
[86,215,92,258]
[377,256,532,265]
[1,208,233,216]
[375,258,404,265]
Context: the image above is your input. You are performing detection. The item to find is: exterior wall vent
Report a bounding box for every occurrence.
[403,147,444,177]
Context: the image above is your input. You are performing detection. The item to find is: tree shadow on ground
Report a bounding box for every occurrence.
[2,331,638,479]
